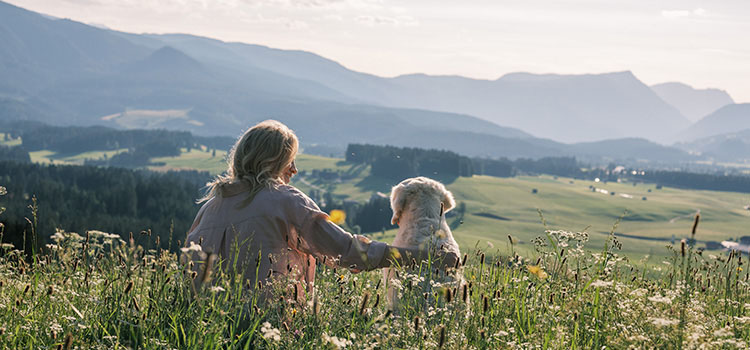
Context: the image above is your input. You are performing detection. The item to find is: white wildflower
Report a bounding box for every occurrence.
[648,295,672,304]
[590,280,613,288]
[713,326,734,338]
[49,322,63,334]
[649,318,678,327]
[261,322,281,341]
[322,332,352,349]
[209,286,225,293]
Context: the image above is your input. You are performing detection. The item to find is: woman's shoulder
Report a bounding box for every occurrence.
[274,184,311,201]
[271,184,320,210]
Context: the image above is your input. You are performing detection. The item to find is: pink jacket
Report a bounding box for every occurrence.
[184,181,388,299]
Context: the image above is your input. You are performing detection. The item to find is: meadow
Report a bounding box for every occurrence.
[1,148,750,348]
[22,145,750,260]
[0,208,747,349]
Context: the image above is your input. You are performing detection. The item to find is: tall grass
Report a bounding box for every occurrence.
[0,207,748,348]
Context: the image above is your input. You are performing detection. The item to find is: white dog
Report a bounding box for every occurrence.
[384,177,462,310]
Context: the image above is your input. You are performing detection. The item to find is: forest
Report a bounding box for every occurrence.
[0,161,207,255]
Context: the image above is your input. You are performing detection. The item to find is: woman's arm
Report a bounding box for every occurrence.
[285,185,457,271]
[296,215,458,271]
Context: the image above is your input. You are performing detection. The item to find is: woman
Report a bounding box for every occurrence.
[185,120,456,301]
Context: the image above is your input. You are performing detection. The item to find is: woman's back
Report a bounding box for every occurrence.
[186,181,390,301]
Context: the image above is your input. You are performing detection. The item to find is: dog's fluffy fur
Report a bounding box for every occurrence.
[384,177,462,310]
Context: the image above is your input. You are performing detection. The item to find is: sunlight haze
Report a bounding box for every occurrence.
[7,0,750,102]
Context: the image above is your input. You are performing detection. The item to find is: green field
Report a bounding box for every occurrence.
[29,149,128,165]
[284,154,749,260]
[17,145,750,260]
[149,146,228,173]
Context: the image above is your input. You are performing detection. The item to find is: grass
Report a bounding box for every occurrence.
[2,152,750,348]
[0,214,747,349]
[149,147,228,174]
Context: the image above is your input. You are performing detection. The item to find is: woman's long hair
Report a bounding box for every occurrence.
[199,120,298,204]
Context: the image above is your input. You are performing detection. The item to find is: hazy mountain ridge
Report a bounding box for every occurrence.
[143,32,692,143]
[678,104,750,142]
[0,1,699,163]
[651,82,734,123]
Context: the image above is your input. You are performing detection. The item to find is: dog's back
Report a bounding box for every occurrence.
[384,177,462,310]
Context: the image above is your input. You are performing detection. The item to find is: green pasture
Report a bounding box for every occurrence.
[18,145,750,260]
[149,147,228,174]
[288,154,750,260]
[29,149,128,165]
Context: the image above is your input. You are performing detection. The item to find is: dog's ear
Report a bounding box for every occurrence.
[390,183,408,225]
[441,187,456,215]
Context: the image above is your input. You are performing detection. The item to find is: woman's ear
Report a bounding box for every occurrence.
[442,187,456,214]
[390,183,407,225]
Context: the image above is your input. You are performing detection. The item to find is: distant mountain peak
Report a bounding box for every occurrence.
[125,46,204,74]
[651,82,734,122]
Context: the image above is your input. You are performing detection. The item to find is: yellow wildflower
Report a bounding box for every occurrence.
[328,209,346,225]
[527,265,548,280]
[389,247,402,260]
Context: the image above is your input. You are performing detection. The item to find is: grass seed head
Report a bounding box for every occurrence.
[438,325,446,348]
[359,292,370,315]
[63,333,73,350]
[692,213,700,236]
[681,239,686,257]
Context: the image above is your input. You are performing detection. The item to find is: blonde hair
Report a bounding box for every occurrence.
[200,120,298,204]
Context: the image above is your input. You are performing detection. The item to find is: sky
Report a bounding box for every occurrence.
[7,0,750,102]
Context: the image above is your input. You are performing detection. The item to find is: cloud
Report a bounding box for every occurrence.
[242,13,310,30]
[661,8,708,19]
[355,15,418,27]
[661,10,690,19]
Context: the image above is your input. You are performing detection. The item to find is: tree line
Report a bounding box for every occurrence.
[0,161,208,256]
[0,120,235,168]
[345,143,585,180]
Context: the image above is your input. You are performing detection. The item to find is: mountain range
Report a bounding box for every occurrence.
[0,0,745,163]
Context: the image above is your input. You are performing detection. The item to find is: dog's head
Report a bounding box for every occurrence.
[390,177,456,225]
